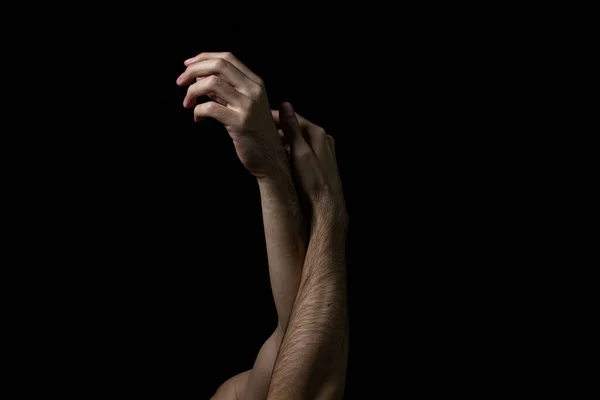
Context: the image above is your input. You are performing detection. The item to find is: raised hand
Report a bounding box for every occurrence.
[272,102,348,227]
[180,55,309,400]
[177,52,286,179]
[268,102,349,400]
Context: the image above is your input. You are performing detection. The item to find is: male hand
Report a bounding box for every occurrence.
[177,52,286,179]
[269,103,349,399]
[272,102,348,227]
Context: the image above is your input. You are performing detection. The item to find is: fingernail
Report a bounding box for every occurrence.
[176,75,183,84]
[184,57,195,65]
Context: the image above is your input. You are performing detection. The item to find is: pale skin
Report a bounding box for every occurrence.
[175,53,348,399]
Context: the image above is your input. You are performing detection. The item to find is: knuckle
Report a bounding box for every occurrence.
[203,101,217,113]
[239,112,250,126]
[213,58,228,70]
[295,147,313,161]
[188,62,200,73]
[249,82,263,99]
[313,127,327,138]
[186,84,195,96]
[208,74,222,87]
[222,51,234,60]
[256,77,265,87]
[237,95,252,110]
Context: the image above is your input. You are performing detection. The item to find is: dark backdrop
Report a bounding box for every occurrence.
[89,18,504,398]
[113,23,364,398]
[13,11,530,399]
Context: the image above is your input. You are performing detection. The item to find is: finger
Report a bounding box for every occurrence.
[176,59,255,97]
[272,109,309,129]
[305,125,331,162]
[279,107,330,161]
[274,108,309,143]
[280,103,324,188]
[279,102,317,169]
[196,77,224,105]
[193,101,239,126]
[271,110,281,125]
[184,52,263,86]
[195,77,226,106]
[280,102,310,154]
[272,109,323,140]
[183,75,249,109]
[278,129,290,155]
[272,109,307,147]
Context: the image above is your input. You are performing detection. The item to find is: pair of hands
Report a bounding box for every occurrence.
[175,52,347,225]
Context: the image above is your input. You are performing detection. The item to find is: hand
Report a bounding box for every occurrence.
[177,52,285,179]
[272,102,348,227]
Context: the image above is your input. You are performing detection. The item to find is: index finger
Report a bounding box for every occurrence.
[185,52,263,86]
[271,109,313,129]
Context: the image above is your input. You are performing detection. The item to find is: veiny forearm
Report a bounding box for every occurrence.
[267,214,349,400]
[257,159,308,333]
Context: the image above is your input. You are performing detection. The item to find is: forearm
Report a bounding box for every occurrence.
[268,213,349,400]
[257,157,307,333]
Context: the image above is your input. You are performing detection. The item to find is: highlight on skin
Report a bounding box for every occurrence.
[175,52,348,400]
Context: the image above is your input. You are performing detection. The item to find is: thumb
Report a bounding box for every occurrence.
[279,102,308,151]
[279,102,324,199]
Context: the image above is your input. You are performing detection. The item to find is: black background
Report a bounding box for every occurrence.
[105,22,489,398]
[28,17,517,398]
[116,23,366,398]
[3,7,564,397]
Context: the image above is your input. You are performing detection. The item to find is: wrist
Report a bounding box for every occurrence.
[256,150,292,187]
[313,193,349,233]
[256,167,294,196]
[312,207,349,245]
[256,163,304,224]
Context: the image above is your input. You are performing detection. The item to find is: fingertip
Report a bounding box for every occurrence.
[280,103,299,126]
[184,57,196,66]
[271,110,280,123]
[280,102,294,114]
[193,107,205,123]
